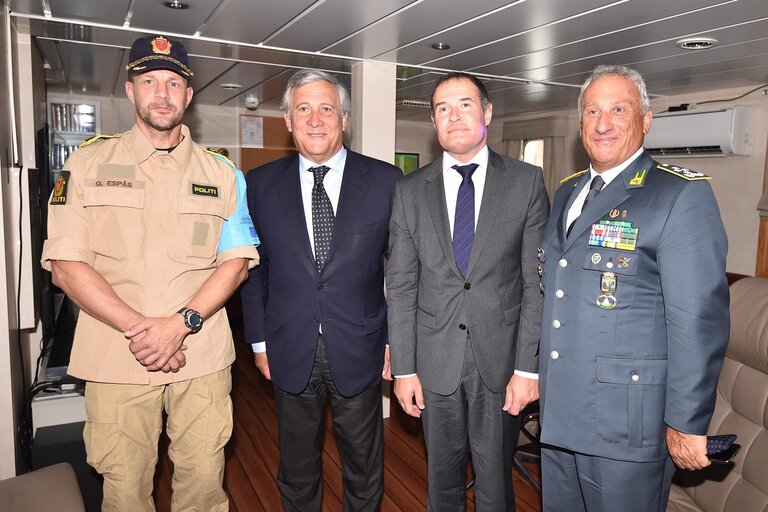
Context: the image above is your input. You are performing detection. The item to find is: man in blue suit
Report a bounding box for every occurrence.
[240,69,401,512]
[539,65,730,511]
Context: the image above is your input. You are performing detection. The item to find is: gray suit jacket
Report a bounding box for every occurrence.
[387,149,549,395]
[539,151,729,463]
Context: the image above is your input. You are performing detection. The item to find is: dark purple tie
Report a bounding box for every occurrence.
[452,163,478,276]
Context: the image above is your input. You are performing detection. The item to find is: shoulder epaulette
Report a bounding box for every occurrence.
[78,134,116,148]
[205,149,237,170]
[656,164,711,181]
[560,169,588,184]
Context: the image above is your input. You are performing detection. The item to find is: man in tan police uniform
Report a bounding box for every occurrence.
[41,35,260,511]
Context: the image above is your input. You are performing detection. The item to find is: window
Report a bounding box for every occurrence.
[522,139,543,167]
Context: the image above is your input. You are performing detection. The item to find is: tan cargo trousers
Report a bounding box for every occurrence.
[83,368,232,512]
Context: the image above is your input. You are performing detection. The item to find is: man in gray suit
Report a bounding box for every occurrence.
[387,72,549,511]
[538,65,730,511]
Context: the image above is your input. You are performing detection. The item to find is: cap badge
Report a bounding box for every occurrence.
[151,37,172,55]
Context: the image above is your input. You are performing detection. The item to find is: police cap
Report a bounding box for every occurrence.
[126,35,194,80]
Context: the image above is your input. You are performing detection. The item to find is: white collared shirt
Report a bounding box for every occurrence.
[565,147,644,231]
[252,147,347,353]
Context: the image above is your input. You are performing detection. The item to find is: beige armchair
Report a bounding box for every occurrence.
[667,277,768,511]
[0,463,85,512]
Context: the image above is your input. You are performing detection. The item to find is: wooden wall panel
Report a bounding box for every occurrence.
[240,115,295,173]
[757,217,768,277]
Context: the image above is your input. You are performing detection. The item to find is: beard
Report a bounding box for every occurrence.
[137,102,184,132]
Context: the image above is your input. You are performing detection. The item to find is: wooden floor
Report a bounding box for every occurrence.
[153,308,542,511]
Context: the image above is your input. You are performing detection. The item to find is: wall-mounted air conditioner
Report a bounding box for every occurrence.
[644,106,754,157]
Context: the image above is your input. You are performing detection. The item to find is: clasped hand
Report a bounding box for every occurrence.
[125,316,189,373]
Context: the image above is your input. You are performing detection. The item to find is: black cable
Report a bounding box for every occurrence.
[658,83,768,113]
[16,163,26,389]
[695,83,768,106]
[14,162,33,470]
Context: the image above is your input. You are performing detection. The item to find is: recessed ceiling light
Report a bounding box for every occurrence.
[431,42,450,51]
[676,37,718,50]
[219,83,242,90]
[164,1,189,9]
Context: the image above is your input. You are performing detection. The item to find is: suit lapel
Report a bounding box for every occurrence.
[275,154,315,272]
[324,150,370,266]
[425,158,463,279]
[563,152,654,253]
[466,151,507,277]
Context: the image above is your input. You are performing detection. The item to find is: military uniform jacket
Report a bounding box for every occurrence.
[42,125,260,385]
[539,150,729,463]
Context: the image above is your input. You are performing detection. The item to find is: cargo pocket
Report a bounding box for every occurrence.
[170,195,228,262]
[83,399,124,480]
[595,357,667,447]
[195,370,233,457]
[83,187,145,259]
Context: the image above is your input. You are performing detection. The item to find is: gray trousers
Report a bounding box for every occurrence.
[541,445,676,512]
[422,340,521,512]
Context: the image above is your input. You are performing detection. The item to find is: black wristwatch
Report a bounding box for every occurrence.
[178,307,203,333]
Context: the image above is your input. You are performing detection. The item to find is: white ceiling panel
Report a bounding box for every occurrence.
[326,0,518,59]
[9,0,768,120]
[265,0,416,52]
[129,0,218,35]
[436,0,748,75]
[380,0,618,66]
[202,0,317,45]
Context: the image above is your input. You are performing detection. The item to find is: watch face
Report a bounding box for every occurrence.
[186,310,203,331]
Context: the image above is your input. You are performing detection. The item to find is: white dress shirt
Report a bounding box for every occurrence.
[565,147,644,231]
[396,146,537,381]
[252,147,347,353]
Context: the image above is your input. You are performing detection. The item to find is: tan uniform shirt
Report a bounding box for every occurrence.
[42,125,259,385]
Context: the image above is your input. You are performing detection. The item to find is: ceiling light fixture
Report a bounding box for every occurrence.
[431,42,450,51]
[219,83,242,90]
[676,37,718,50]
[163,1,189,9]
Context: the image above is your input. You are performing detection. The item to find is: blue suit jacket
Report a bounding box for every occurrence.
[539,150,729,462]
[240,149,401,396]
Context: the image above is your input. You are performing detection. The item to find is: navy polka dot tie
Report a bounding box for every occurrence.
[310,166,334,273]
[452,163,478,277]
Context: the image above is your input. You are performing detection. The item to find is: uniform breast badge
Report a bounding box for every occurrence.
[596,271,617,310]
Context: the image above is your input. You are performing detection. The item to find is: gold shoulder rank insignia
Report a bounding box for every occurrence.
[560,169,588,184]
[656,164,711,181]
[205,149,237,170]
[78,134,115,148]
